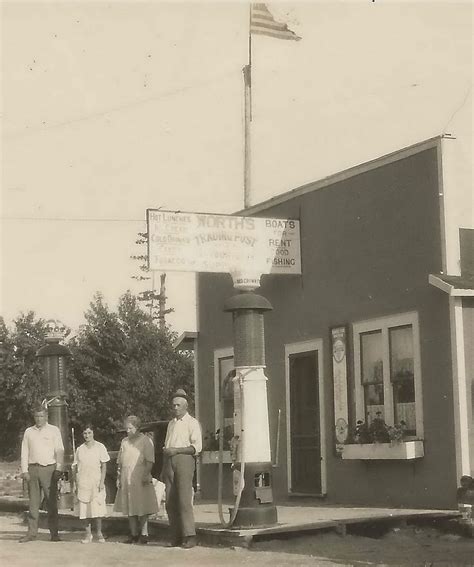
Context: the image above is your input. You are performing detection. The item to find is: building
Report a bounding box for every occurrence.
[191,135,473,509]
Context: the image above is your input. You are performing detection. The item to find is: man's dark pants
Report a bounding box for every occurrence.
[27,464,59,537]
[163,454,196,542]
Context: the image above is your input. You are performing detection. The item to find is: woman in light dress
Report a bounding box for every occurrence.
[72,424,110,543]
[114,415,158,544]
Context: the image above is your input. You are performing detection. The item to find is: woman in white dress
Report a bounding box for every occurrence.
[72,424,110,543]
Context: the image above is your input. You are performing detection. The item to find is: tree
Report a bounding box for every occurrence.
[68,291,193,447]
[0,313,48,459]
[131,231,173,328]
[0,293,194,460]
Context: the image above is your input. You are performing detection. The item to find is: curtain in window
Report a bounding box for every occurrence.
[361,331,384,423]
[390,326,416,433]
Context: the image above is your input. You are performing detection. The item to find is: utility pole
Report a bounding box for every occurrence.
[158,273,167,330]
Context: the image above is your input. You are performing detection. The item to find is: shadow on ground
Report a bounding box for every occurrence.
[252,522,474,566]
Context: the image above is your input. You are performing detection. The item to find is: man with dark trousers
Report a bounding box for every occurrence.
[19,405,64,542]
[162,389,202,549]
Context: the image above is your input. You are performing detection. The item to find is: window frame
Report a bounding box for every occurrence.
[353,312,424,440]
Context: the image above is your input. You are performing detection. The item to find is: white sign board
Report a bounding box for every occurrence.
[147,209,301,277]
[331,326,349,453]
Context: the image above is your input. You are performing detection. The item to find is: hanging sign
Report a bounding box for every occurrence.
[331,326,349,455]
[147,209,301,276]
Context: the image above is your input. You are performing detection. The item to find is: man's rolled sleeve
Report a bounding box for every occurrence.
[54,428,65,470]
[20,430,29,474]
[190,420,202,455]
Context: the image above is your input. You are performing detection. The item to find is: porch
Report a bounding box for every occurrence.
[0,495,462,547]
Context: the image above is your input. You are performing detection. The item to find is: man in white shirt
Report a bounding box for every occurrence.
[162,389,202,549]
[19,405,64,543]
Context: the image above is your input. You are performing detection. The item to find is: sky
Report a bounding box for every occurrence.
[1,1,472,334]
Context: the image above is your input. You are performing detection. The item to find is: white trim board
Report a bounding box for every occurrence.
[449,297,471,478]
[429,274,474,297]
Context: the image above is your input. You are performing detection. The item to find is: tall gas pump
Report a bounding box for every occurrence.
[36,319,73,509]
[221,273,278,528]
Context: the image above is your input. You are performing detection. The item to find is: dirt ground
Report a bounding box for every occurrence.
[1,512,473,567]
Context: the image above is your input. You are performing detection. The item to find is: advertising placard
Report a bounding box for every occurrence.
[331,326,349,455]
[147,209,301,277]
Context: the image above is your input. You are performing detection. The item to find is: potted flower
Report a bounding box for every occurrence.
[343,416,423,460]
[368,411,391,443]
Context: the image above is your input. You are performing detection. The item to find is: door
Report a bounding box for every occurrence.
[289,350,322,494]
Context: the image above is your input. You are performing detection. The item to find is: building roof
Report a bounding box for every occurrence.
[237,136,442,217]
[173,331,198,351]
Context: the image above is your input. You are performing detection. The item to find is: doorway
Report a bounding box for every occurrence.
[285,340,325,495]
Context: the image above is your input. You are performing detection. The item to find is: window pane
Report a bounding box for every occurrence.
[360,331,384,423]
[219,356,234,400]
[361,331,383,384]
[364,385,385,424]
[223,399,233,421]
[219,356,234,421]
[389,326,416,434]
[389,325,414,379]
[364,384,384,405]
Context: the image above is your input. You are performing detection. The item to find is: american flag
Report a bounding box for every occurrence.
[250,4,301,41]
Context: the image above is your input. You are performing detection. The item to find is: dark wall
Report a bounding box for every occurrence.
[197,148,457,508]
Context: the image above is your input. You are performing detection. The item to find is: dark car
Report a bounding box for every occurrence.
[104,420,169,504]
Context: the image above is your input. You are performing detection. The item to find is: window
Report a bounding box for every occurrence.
[213,348,235,434]
[353,312,423,439]
[219,355,235,431]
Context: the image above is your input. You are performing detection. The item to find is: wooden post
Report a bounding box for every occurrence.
[159,273,167,330]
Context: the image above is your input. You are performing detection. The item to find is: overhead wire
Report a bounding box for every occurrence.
[1,216,145,222]
[4,66,240,140]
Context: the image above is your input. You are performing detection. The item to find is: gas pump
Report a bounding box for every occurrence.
[36,320,74,510]
[217,279,278,529]
[145,208,301,529]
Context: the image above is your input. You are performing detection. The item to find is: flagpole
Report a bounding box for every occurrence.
[243,3,252,209]
[248,3,252,122]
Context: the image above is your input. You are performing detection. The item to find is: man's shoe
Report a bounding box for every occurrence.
[19,535,36,543]
[50,534,61,542]
[181,536,197,549]
[166,539,182,547]
[124,535,139,544]
[138,535,149,544]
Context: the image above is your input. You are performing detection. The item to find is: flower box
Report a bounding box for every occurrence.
[200,450,232,464]
[341,440,424,460]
